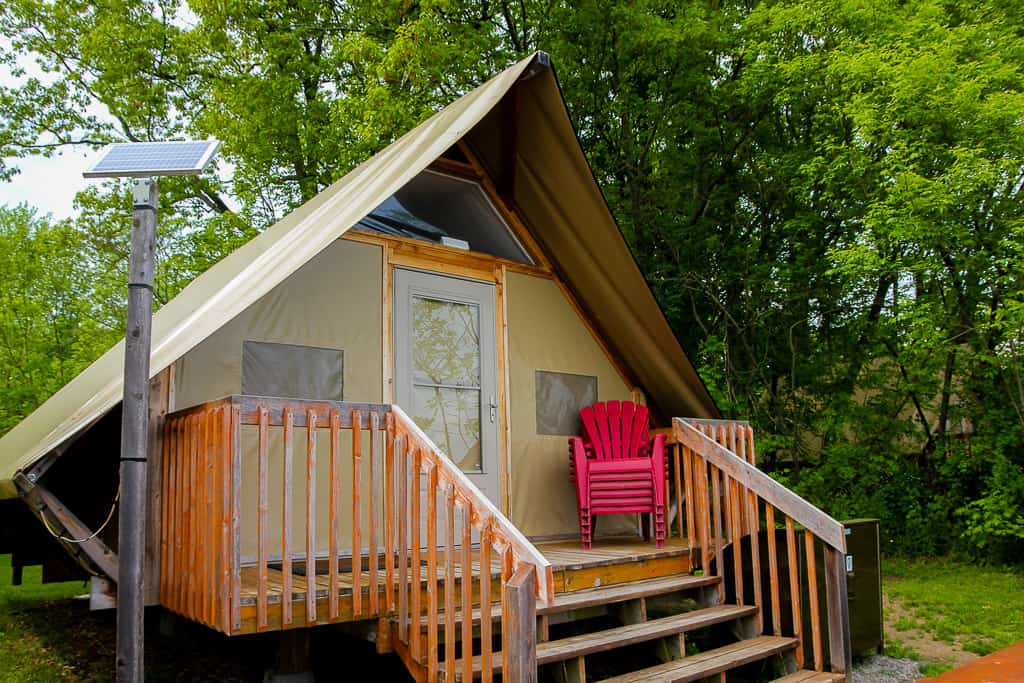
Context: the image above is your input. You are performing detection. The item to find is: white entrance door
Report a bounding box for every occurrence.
[394,268,501,506]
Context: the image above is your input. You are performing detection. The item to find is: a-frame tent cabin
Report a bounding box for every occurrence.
[0,52,850,682]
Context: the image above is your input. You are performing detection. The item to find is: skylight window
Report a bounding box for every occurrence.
[357,170,533,264]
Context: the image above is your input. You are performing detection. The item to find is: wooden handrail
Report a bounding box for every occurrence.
[671,416,852,676]
[390,405,550,682]
[673,419,845,552]
[391,405,554,604]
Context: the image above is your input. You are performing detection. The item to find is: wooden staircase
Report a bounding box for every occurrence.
[401,547,843,683]
[389,416,851,682]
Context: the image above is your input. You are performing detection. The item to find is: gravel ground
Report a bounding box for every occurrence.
[850,654,923,682]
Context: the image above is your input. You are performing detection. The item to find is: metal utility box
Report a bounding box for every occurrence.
[842,518,883,655]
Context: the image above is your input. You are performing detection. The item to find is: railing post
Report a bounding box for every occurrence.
[504,564,538,683]
[824,545,852,675]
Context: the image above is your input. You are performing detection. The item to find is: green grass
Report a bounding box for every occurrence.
[0,552,274,681]
[0,553,412,681]
[884,556,1024,672]
[0,554,100,682]
[883,635,951,676]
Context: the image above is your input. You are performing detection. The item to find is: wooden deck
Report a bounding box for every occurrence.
[919,640,1024,682]
[233,536,691,633]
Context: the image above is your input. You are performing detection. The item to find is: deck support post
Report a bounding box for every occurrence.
[277,628,312,675]
[116,179,158,683]
[504,564,537,683]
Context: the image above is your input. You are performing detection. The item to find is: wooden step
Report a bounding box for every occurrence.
[597,635,799,682]
[443,604,757,681]
[548,573,719,613]
[772,670,845,683]
[418,573,721,631]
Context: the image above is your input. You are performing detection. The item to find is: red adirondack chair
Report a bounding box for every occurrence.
[568,400,667,549]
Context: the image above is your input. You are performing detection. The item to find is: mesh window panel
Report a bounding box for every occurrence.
[535,370,598,436]
[242,341,343,400]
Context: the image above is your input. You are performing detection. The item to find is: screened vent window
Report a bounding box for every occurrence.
[535,371,598,436]
[241,341,343,401]
[356,170,532,264]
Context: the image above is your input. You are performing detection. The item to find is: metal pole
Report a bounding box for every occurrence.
[117,178,157,683]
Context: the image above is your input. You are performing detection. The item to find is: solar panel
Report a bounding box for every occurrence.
[83,140,222,178]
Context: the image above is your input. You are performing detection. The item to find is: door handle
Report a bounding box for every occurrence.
[489,395,497,424]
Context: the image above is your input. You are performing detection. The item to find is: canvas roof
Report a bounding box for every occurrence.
[0,52,717,499]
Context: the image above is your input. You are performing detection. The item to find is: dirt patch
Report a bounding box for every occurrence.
[884,595,977,668]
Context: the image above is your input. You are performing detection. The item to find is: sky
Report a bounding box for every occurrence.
[0,146,98,220]
[0,11,216,222]
[0,34,105,220]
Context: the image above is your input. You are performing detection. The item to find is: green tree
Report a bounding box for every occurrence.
[2,0,1023,559]
[0,205,111,432]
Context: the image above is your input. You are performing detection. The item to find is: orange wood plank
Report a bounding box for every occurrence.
[711,464,725,602]
[385,412,396,612]
[805,529,823,671]
[410,446,422,662]
[257,404,269,631]
[444,485,457,678]
[220,405,232,634]
[920,641,1024,683]
[188,414,199,619]
[425,464,439,679]
[397,434,409,645]
[479,521,493,683]
[787,516,804,667]
[230,405,243,632]
[329,409,340,620]
[159,417,172,606]
[282,408,294,626]
[306,409,318,624]
[673,445,684,541]
[351,408,362,617]
[730,476,744,606]
[766,504,782,636]
[461,502,474,683]
[368,411,379,615]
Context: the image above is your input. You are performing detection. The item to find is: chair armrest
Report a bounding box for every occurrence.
[570,437,591,507]
[650,434,667,506]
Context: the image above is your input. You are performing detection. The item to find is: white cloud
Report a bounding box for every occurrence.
[0,148,95,220]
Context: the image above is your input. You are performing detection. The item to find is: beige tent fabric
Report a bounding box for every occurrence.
[507,271,638,538]
[0,55,536,498]
[174,238,383,553]
[465,68,719,423]
[173,239,383,410]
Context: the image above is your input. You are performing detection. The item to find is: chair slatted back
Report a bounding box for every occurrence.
[580,400,650,460]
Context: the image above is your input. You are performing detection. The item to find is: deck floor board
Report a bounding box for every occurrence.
[238,536,690,606]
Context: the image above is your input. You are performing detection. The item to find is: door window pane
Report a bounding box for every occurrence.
[412,296,481,387]
[412,385,482,472]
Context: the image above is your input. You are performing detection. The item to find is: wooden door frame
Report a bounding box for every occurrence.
[392,267,501,506]
[369,237,514,516]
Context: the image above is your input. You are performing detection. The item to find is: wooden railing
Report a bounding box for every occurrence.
[158,395,550,680]
[390,405,552,682]
[159,396,236,633]
[671,417,851,676]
